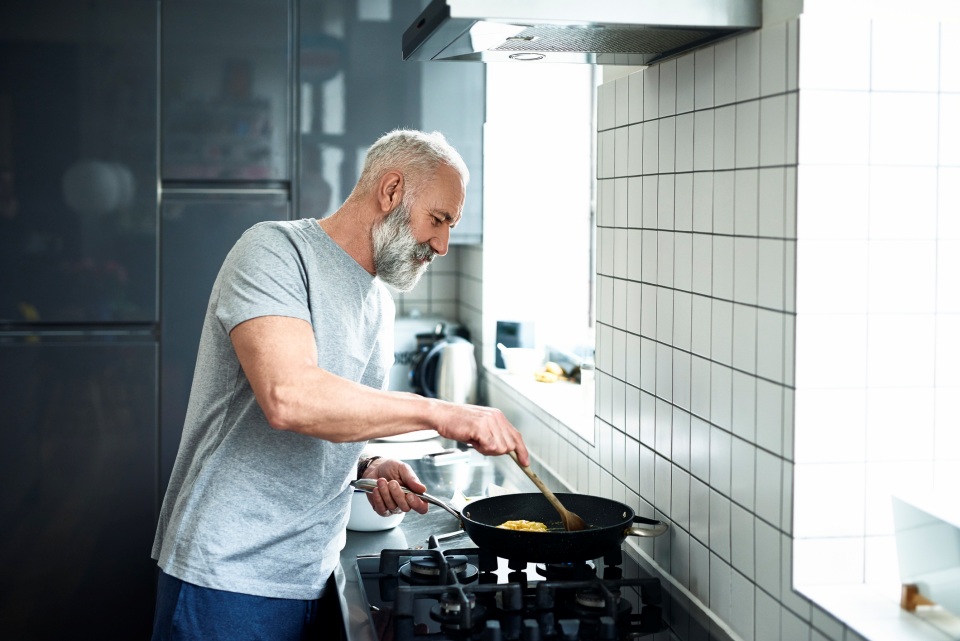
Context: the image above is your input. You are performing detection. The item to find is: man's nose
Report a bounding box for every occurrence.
[429,228,449,257]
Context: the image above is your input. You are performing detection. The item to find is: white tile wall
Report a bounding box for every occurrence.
[586,13,898,641]
[792,16,960,635]
[469,7,959,641]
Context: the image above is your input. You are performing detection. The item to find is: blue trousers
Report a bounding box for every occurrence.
[151,569,341,641]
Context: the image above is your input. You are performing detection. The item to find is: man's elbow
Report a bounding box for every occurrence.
[258,385,302,432]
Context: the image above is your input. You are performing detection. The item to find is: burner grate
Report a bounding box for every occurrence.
[358,537,666,640]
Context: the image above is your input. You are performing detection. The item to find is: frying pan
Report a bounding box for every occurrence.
[351,480,667,563]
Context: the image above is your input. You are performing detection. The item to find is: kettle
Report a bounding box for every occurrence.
[414,336,477,404]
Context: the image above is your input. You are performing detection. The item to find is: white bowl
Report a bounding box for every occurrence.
[346,490,405,532]
[499,346,543,378]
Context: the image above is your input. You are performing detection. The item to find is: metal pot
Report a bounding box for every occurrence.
[351,480,667,563]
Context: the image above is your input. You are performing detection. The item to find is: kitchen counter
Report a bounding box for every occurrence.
[335,441,532,641]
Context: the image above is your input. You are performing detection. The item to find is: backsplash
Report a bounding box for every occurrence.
[589,19,818,640]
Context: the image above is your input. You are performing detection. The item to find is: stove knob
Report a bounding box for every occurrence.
[557,619,580,641]
[482,620,502,641]
[599,615,617,641]
[539,612,555,636]
[521,619,540,641]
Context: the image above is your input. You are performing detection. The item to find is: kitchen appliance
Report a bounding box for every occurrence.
[390,316,447,393]
[408,326,477,404]
[402,0,761,65]
[436,339,478,404]
[356,538,667,641]
[381,317,466,442]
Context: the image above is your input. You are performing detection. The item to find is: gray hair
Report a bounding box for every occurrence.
[354,129,469,204]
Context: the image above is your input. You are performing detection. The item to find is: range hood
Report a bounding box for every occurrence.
[403,0,761,65]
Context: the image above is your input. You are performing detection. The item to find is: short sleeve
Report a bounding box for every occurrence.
[214,222,313,333]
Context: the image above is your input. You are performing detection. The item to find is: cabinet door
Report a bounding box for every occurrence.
[420,62,485,244]
[297,0,484,243]
[161,0,291,181]
[0,337,158,639]
[160,192,289,490]
[0,0,158,323]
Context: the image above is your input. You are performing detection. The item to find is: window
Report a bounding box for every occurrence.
[481,63,598,439]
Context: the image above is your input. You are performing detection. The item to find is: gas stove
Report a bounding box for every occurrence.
[342,446,737,641]
[355,533,665,641]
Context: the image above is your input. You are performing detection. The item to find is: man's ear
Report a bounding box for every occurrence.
[377,170,404,213]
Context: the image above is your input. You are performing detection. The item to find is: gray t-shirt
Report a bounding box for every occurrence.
[152,218,394,600]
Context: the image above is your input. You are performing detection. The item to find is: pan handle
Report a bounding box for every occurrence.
[350,479,463,520]
[626,515,669,538]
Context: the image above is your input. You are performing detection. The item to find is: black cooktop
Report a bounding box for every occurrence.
[354,532,734,641]
[348,447,736,641]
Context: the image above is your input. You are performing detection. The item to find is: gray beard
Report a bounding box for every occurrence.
[372,201,434,292]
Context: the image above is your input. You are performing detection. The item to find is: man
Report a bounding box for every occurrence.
[151,129,529,640]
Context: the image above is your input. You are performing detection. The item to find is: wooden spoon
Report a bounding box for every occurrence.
[508,452,587,532]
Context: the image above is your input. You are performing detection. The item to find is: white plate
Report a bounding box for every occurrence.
[374,429,440,443]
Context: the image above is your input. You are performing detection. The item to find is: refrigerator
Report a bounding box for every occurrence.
[0,0,292,637]
[0,1,160,637]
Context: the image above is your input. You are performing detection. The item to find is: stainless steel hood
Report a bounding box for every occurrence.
[403,0,761,65]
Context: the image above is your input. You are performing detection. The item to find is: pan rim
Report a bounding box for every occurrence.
[460,492,635,531]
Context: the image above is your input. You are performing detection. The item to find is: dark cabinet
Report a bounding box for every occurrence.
[297,0,484,242]
[160,192,289,490]
[0,336,158,639]
[1,0,485,637]
[419,61,485,243]
[0,2,160,637]
[161,0,292,181]
[159,0,295,489]
[0,0,158,324]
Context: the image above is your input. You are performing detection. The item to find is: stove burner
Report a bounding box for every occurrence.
[358,544,672,641]
[439,590,475,615]
[571,586,633,622]
[428,589,489,632]
[538,561,597,581]
[574,586,619,609]
[398,554,479,585]
[412,555,464,577]
[429,598,488,634]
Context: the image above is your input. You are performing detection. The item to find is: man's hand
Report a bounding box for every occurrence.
[434,403,530,467]
[361,458,429,517]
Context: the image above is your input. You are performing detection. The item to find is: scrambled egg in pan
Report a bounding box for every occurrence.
[496,519,549,532]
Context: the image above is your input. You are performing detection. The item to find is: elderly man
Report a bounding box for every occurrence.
[151,130,529,640]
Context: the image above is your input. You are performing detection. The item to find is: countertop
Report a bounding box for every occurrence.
[335,440,532,641]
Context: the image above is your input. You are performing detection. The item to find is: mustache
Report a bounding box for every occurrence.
[414,243,435,263]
